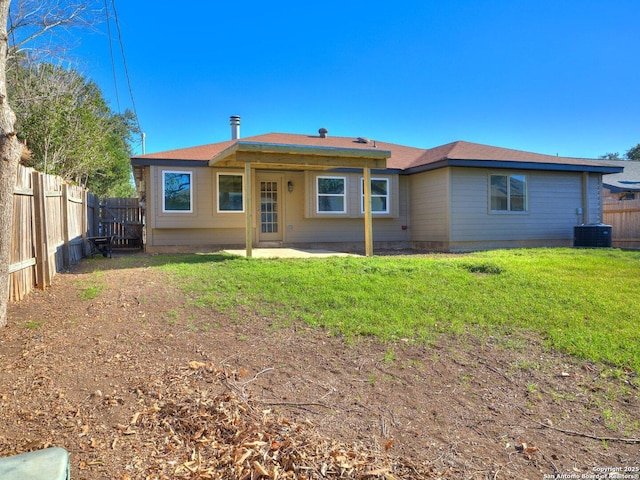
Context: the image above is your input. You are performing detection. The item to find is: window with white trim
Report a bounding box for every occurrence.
[217,173,244,212]
[162,170,192,212]
[360,177,389,214]
[490,174,527,212]
[316,176,346,213]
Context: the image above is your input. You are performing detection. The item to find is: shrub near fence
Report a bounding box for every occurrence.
[603,198,640,249]
[9,164,99,302]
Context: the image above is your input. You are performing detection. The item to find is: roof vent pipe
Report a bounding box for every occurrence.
[319,127,328,138]
[230,115,241,140]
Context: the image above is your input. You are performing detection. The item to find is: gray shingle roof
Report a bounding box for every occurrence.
[131,134,622,174]
[602,160,640,192]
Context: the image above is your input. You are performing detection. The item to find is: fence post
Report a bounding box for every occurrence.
[32,171,51,289]
[61,183,70,268]
[81,189,89,256]
[93,194,100,236]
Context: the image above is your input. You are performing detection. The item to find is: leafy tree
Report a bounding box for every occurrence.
[2,0,119,326]
[8,60,137,196]
[599,152,622,161]
[600,145,640,162]
[626,144,640,162]
[88,110,139,197]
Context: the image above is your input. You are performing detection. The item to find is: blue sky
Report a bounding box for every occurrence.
[72,0,639,159]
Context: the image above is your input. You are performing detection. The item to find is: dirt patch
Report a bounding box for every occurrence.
[1,252,639,479]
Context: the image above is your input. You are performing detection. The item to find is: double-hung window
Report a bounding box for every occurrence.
[490,174,527,212]
[361,177,389,214]
[217,173,244,212]
[317,176,346,213]
[162,171,192,212]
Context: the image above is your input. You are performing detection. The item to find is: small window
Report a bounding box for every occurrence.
[490,174,527,212]
[361,177,389,213]
[317,176,346,213]
[218,173,244,212]
[163,171,192,212]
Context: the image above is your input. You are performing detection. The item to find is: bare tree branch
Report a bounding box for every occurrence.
[8,0,103,61]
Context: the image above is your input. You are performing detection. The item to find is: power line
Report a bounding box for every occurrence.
[109,0,143,140]
[103,0,121,112]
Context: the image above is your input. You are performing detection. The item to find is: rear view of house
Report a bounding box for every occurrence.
[131,117,622,255]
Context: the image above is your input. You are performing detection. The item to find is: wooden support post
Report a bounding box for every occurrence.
[244,162,253,258]
[363,166,373,256]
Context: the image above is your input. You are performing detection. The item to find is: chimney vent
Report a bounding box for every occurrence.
[318,127,328,138]
[230,115,241,140]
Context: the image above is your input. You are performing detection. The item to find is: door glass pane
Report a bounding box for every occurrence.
[260,181,278,234]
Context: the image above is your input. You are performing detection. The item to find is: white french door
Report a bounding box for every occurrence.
[257,175,282,242]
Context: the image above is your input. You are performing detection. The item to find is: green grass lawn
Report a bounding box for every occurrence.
[157,248,640,372]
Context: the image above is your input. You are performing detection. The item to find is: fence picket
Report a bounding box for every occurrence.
[603,198,640,249]
[8,165,130,302]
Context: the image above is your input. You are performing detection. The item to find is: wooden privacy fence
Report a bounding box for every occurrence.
[100,197,144,249]
[603,198,640,249]
[9,164,100,302]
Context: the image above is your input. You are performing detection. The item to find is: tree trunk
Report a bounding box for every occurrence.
[0,0,23,327]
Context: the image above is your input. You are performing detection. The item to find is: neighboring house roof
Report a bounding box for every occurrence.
[131,133,622,174]
[601,160,640,192]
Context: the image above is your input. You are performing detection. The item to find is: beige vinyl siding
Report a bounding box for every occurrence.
[147,166,246,248]
[152,228,245,246]
[303,172,400,219]
[282,218,407,244]
[449,167,585,243]
[286,173,407,244]
[408,168,450,243]
[142,167,155,246]
[151,166,245,229]
[146,167,408,248]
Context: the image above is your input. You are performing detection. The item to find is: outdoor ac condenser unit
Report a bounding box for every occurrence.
[574,224,612,248]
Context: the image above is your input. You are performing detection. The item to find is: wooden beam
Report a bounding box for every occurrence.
[363,167,373,256]
[214,158,339,171]
[210,141,390,168]
[237,142,390,159]
[233,151,387,170]
[244,162,253,258]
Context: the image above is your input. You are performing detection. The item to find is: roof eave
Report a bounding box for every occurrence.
[604,184,640,193]
[209,142,241,166]
[131,158,211,167]
[404,158,624,174]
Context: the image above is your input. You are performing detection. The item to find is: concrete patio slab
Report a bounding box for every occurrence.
[222,248,358,259]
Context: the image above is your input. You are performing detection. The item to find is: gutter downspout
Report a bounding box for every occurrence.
[582,172,590,224]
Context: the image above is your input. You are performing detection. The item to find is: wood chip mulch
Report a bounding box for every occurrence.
[125,361,431,479]
[0,357,431,479]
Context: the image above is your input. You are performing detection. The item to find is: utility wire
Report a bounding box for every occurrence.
[109,0,143,136]
[104,0,121,112]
